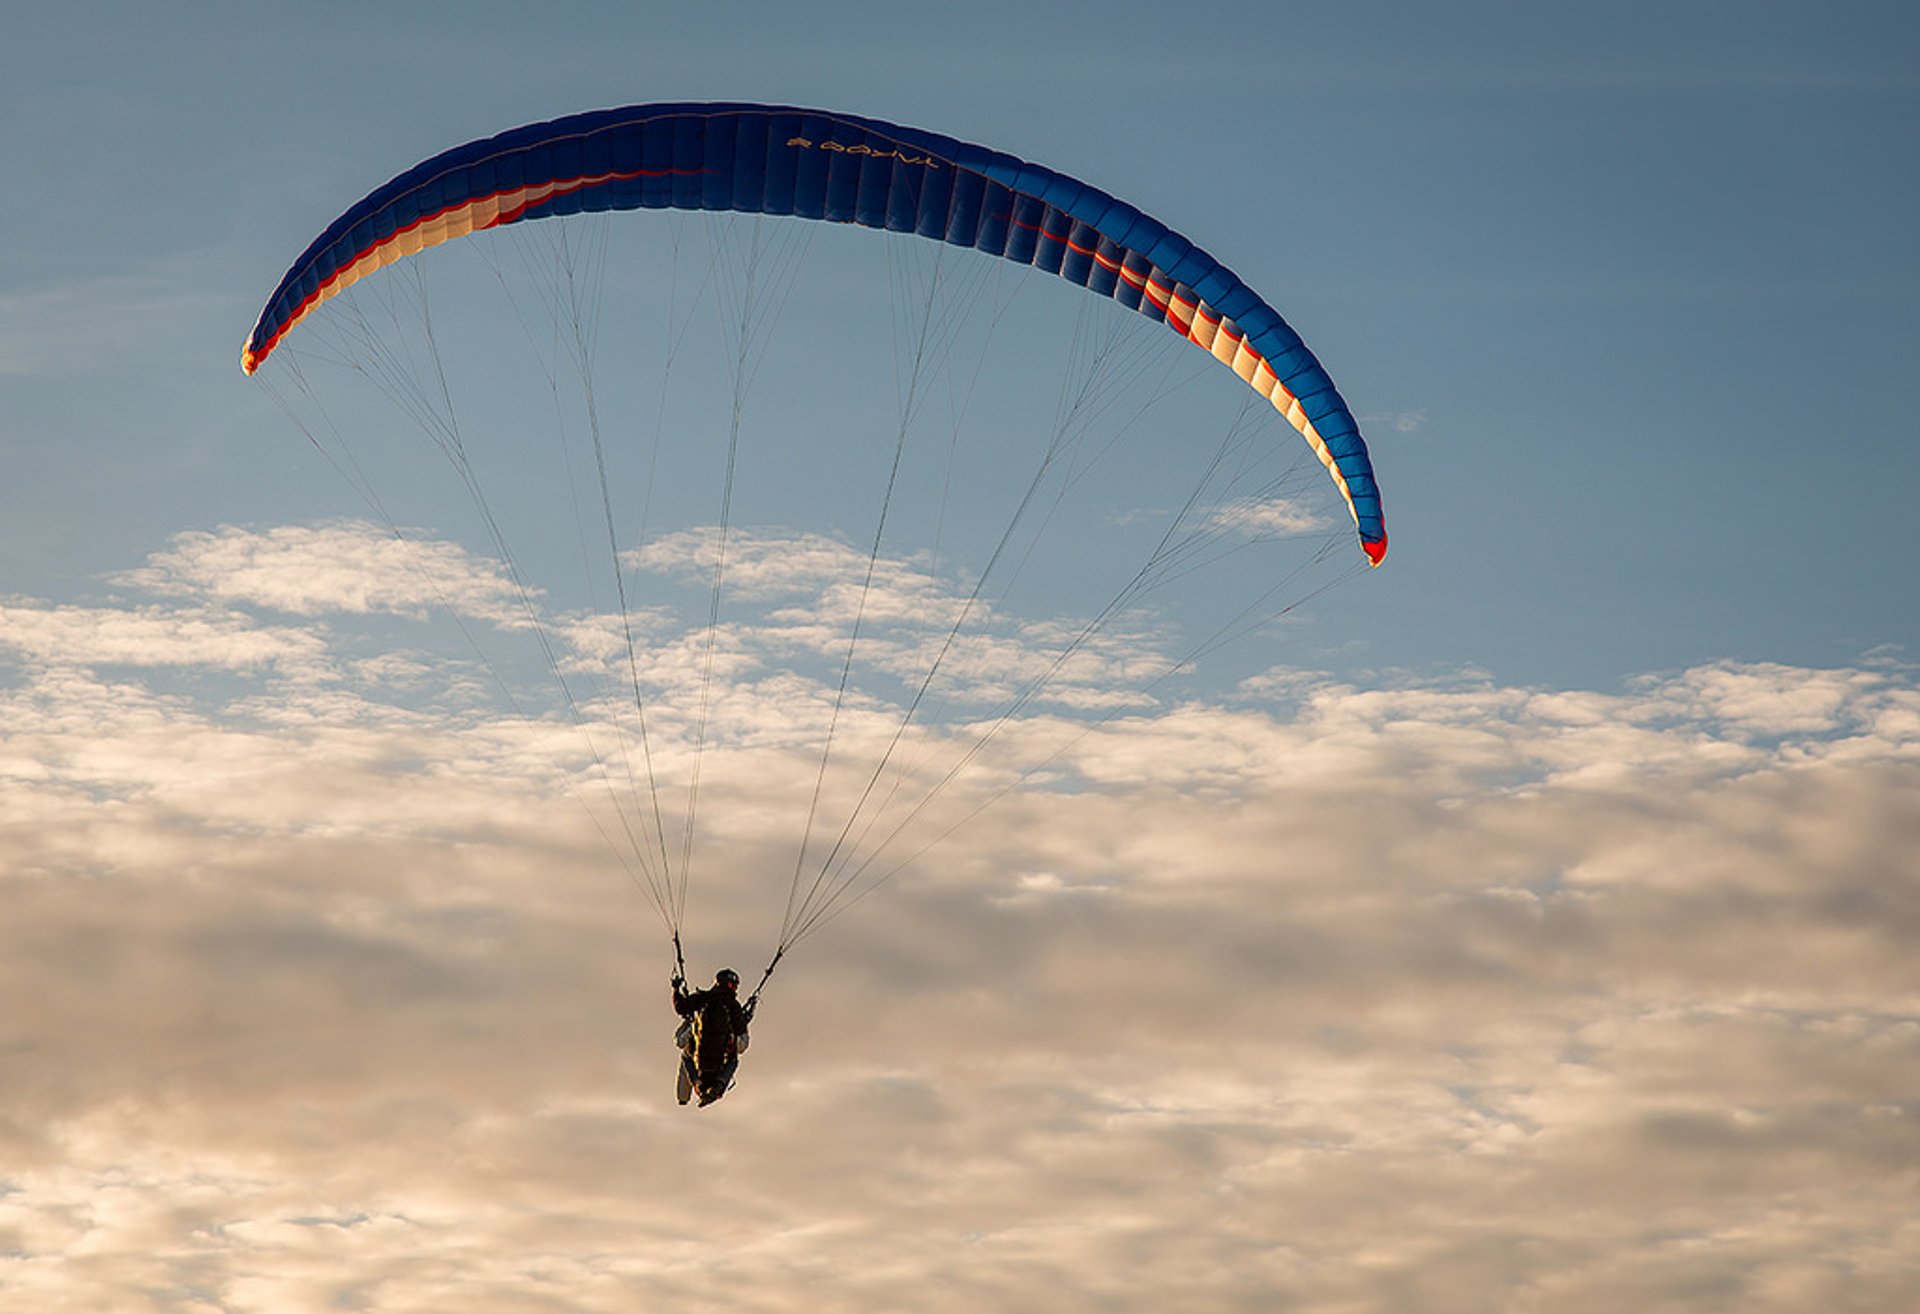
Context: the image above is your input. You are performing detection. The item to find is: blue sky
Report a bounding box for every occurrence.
[3,4,1917,1312]
[7,0,1912,687]
[7,1,1916,687]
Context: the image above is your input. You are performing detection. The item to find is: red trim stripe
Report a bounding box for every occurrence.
[1005,213,1117,267]
[244,166,702,372]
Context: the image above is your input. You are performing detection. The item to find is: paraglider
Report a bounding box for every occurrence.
[673,967,752,1107]
[241,103,1387,1101]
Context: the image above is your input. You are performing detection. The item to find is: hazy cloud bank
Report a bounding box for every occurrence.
[2,526,1915,1313]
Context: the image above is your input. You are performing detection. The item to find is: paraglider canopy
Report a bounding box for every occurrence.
[241,102,1385,565]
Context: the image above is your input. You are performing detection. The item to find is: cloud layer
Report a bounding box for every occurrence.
[3,525,1916,1313]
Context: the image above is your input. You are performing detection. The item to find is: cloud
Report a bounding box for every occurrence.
[3,531,1918,1313]
[1207,495,1335,538]
[0,599,330,675]
[1359,408,1428,436]
[116,521,531,625]
[628,526,1178,710]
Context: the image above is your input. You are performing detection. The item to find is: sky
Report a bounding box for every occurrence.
[3,3,1918,1311]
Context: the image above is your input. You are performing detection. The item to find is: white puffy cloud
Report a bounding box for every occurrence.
[0,599,330,675]
[116,521,531,625]
[2,528,1917,1313]
[627,527,1176,710]
[1207,494,1333,537]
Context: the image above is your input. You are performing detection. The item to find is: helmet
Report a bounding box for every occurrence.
[716,968,741,989]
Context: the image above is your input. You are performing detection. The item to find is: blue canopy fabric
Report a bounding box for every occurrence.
[242,103,1384,563]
